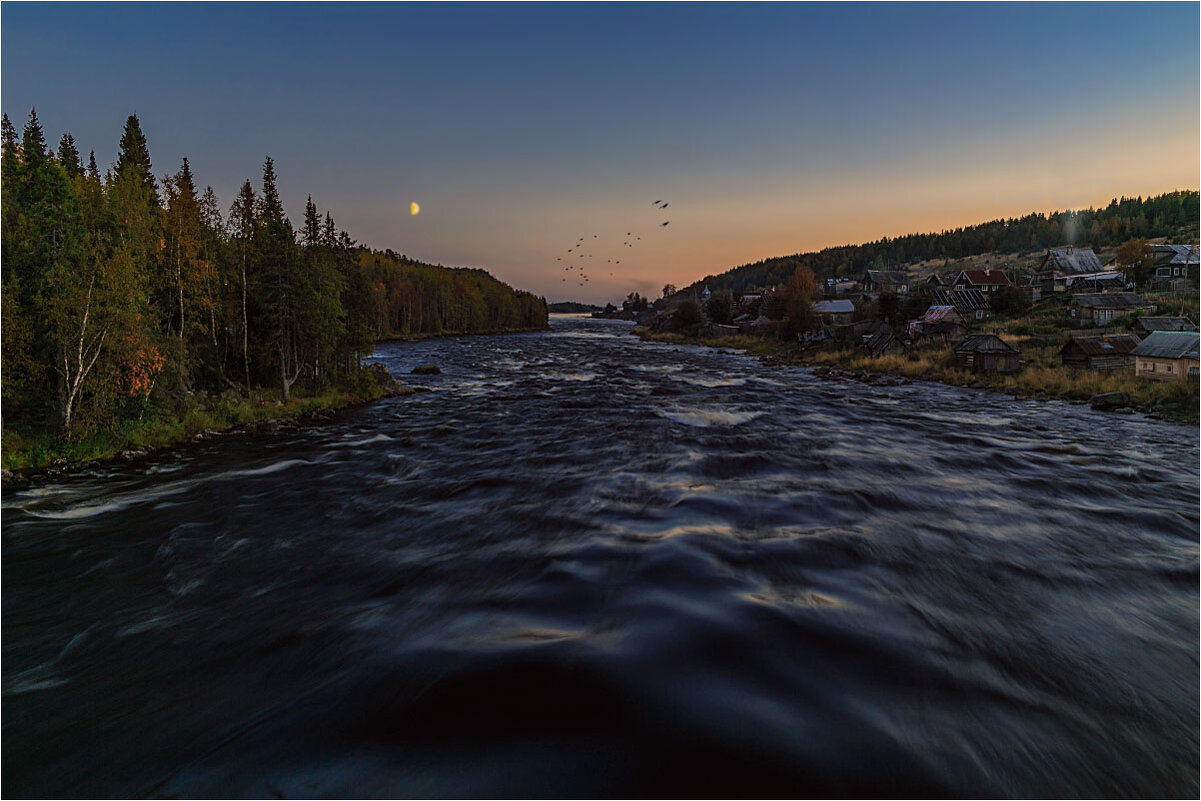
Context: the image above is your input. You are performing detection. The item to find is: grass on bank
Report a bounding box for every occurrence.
[2,383,389,472]
[640,329,1199,424]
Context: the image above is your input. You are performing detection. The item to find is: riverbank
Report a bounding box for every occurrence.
[638,330,1200,424]
[375,324,550,344]
[0,376,414,481]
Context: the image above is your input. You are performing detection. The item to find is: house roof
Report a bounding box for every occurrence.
[1060,334,1141,357]
[959,269,1011,286]
[864,324,901,355]
[814,299,855,314]
[922,305,956,322]
[864,270,910,285]
[1064,273,1126,288]
[1150,244,1200,265]
[1042,248,1104,275]
[953,333,1019,354]
[925,273,955,286]
[1131,331,1201,360]
[1071,293,1151,310]
[932,288,990,312]
[1132,317,1197,333]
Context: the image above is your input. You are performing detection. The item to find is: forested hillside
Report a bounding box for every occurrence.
[1,109,547,442]
[356,249,546,338]
[684,191,1200,295]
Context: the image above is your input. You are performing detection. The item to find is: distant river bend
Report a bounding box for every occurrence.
[3,315,1197,797]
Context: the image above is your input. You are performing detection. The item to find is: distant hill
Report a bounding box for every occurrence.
[356,249,548,335]
[682,190,1199,296]
[548,302,603,313]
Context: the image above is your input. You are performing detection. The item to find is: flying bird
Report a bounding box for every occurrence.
[660,203,669,208]
[652,200,661,205]
[661,221,670,226]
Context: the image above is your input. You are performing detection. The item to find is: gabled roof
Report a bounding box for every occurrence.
[954,333,1019,354]
[1071,293,1151,310]
[1131,331,1201,360]
[1042,248,1103,275]
[863,270,910,285]
[925,273,955,286]
[813,299,854,314]
[1150,244,1200,265]
[1060,334,1141,357]
[864,324,901,355]
[932,288,990,312]
[1132,317,1197,333]
[959,269,1011,287]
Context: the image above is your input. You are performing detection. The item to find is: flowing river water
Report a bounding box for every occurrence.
[3,315,1198,798]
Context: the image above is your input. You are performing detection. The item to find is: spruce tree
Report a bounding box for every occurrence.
[21,108,46,168]
[1,113,18,158]
[302,195,321,250]
[57,133,82,178]
[86,150,100,180]
[115,113,158,202]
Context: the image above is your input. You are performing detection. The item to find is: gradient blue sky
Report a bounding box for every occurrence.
[3,2,1197,302]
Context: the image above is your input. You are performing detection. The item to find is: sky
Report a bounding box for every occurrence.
[3,2,1197,304]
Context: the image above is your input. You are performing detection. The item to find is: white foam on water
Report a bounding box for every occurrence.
[337,433,395,447]
[19,459,314,520]
[677,375,749,388]
[658,407,765,427]
[544,372,597,382]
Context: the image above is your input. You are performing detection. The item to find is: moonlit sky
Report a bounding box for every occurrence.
[3,2,1197,303]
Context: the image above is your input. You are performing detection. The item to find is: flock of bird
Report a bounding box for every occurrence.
[557,199,672,286]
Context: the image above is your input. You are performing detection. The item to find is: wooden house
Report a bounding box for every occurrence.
[932,288,991,320]
[953,269,1011,293]
[1129,317,1197,337]
[1059,334,1141,371]
[1034,247,1104,293]
[952,334,1020,373]
[1131,332,1200,381]
[813,299,855,324]
[906,305,967,345]
[1150,245,1198,290]
[1069,293,1154,326]
[860,270,911,294]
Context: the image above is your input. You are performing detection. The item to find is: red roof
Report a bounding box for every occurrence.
[961,269,1011,286]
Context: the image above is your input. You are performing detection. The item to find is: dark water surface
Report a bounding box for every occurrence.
[4,316,1198,798]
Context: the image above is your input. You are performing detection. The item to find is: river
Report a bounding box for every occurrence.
[3,315,1197,797]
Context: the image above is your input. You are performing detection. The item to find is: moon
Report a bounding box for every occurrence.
[410,201,420,216]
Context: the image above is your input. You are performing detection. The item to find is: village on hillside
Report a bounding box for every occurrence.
[633,241,1200,419]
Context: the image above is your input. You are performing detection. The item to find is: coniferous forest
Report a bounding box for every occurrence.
[1,110,547,446]
[685,190,1200,296]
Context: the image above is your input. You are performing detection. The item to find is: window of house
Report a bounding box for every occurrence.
[1166,364,1173,373]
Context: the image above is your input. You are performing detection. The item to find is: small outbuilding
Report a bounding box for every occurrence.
[1129,316,1197,337]
[863,323,906,357]
[953,334,1020,373]
[1059,334,1141,372]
